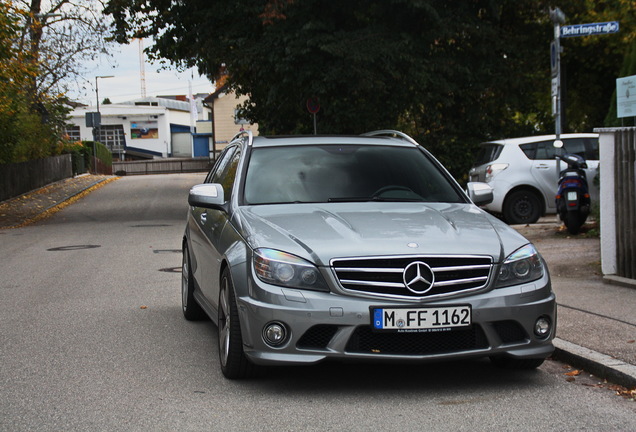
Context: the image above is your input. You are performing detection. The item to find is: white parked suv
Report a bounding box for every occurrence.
[469,134,599,224]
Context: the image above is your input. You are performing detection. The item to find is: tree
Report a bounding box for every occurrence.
[105,0,633,178]
[0,2,44,163]
[0,1,113,163]
[556,0,636,131]
[14,0,112,107]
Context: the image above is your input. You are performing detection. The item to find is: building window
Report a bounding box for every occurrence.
[65,125,80,141]
[97,125,126,155]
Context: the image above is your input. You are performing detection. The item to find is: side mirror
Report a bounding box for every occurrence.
[467,182,494,206]
[188,184,226,210]
[553,140,564,149]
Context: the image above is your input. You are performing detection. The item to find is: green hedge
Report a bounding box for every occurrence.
[63,141,112,175]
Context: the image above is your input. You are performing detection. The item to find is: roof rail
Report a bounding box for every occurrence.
[230,130,254,146]
[361,130,419,146]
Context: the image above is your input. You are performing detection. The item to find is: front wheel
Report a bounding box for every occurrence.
[218,268,254,379]
[182,244,205,321]
[503,190,542,225]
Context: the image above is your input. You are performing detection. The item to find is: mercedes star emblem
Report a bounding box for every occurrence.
[403,261,435,294]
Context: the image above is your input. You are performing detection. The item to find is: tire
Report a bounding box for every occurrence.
[564,212,583,235]
[503,190,542,225]
[218,268,254,379]
[181,244,205,321]
[490,356,545,370]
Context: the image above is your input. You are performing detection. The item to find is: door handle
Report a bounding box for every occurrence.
[535,164,550,170]
[200,212,207,224]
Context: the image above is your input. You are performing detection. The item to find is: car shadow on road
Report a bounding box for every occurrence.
[192,320,551,396]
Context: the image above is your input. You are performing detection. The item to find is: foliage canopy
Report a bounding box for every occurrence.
[0,1,113,164]
[105,0,632,176]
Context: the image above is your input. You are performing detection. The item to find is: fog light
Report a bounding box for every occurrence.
[263,322,287,346]
[534,316,551,338]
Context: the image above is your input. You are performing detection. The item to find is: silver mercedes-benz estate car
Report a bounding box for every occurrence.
[182,130,556,379]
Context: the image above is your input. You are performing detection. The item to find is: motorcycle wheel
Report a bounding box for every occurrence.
[564,212,583,235]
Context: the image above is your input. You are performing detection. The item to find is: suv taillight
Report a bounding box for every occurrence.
[485,163,509,182]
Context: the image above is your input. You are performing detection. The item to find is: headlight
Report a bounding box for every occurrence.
[495,244,544,288]
[253,248,329,291]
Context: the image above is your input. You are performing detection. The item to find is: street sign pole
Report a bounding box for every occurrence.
[306,98,320,135]
[550,7,566,178]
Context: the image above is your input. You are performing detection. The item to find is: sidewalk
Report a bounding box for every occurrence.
[1,177,635,391]
[0,174,116,229]
[514,218,636,390]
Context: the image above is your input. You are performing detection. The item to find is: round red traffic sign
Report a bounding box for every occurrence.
[306,98,320,114]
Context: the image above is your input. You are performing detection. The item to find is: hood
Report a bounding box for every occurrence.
[236,202,529,266]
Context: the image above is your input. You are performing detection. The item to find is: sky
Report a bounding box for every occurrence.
[71,39,214,106]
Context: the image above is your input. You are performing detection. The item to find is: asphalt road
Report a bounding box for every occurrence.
[1,174,634,431]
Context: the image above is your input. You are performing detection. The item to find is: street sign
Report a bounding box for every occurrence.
[85,112,101,128]
[561,21,619,38]
[550,41,558,77]
[306,98,320,114]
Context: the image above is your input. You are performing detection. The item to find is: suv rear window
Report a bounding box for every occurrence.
[473,144,503,166]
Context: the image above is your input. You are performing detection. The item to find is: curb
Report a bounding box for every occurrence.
[552,338,636,389]
[603,275,636,290]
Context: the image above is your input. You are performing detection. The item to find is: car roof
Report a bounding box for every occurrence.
[482,133,598,146]
[249,135,417,148]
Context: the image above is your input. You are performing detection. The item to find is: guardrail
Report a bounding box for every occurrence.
[112,158,213,176]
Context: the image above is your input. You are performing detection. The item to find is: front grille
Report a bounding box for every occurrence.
[345,325,488,355]
[492,320,528,344]
[332,255,493,299]
[297,325,339,350]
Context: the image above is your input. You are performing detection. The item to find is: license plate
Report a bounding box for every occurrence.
[567,191,578,201]
[372,306,471,332]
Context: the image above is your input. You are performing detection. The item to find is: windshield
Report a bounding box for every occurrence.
[243,144,465,205]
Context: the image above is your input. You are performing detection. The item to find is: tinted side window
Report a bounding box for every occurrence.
[206,145,241,200]
[474,144,503,166]
[585,138,599,160]
[519,142,536,159]
[531,140,557,160]
[204,146,234,183]
[218,148,241,199]
[562,139,586,159]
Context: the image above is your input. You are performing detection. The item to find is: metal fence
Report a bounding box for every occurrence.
[614,129,635,279]
[0,154,72,202]
[112,158,213,176]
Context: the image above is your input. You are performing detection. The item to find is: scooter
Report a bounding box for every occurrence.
[555,153,590,235]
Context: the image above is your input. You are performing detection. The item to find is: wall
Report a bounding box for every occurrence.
[213,91,259,151]
[597,127,636,281]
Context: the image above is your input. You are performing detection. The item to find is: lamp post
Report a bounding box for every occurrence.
[93,75,114,172]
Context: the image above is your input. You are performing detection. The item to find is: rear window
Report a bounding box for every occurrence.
[243,145,465,205]
[473,144,503,166]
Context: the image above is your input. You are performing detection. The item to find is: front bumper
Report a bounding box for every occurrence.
[231,263,556,366]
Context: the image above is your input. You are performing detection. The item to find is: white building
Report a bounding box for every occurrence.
[67,97,212,160]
